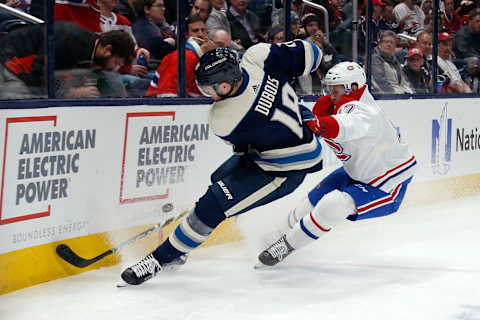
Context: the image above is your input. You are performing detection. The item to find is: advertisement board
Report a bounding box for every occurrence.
[0,105,231,254]
[1,98,480,255]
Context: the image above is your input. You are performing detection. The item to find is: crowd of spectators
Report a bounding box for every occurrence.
[0,0,479,99]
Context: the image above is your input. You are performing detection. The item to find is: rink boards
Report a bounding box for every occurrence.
[1,98,480,294]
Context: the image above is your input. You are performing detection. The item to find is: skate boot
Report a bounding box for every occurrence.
[257,235,295,267]
[121,254,187,285]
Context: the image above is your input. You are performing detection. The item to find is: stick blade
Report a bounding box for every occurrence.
[56,244,93,268]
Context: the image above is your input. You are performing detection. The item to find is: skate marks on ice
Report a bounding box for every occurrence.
[2,196,480,320]
[455,306,480,320]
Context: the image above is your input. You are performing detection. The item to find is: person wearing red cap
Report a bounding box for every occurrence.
[402,47,431,93]
[437,32,472,93]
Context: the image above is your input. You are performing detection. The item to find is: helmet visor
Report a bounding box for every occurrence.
[327,84,347,96]
[196,81,221,98]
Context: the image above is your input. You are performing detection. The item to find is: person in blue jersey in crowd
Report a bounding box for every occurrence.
[256,62,417,267]
[121,40,323,285]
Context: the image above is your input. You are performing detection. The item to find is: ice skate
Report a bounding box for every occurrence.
[256,235,295,268]
[120,254,187,285]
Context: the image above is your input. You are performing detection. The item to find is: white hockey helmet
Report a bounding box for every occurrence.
[324,62,366,92]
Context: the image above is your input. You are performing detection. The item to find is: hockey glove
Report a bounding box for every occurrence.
[305,116,340,139]
[299,105,315,123]
[306,117,325,136]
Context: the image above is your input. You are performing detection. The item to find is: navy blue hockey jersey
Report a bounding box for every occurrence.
[209,40,324,176]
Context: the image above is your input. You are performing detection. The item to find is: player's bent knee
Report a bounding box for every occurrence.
[312,190,356,229]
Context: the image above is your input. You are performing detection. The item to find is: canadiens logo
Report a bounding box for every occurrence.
[323,138,351,161]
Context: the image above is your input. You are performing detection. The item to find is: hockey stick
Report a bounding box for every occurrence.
[56,210,188,268]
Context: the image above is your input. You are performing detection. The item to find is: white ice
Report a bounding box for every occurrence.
[2,195,480,320]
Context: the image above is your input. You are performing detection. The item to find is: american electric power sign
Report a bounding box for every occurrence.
[1,112,210,226]
[119,111,209,204]
[0,116,96,225]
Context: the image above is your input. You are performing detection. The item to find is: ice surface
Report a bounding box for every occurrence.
[1,195,480,320]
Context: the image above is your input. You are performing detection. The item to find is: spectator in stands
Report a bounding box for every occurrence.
[247,0,273,33]
[442,0,462,34]
[359,0,401,52]
[285,11,302,38]
[329,0,344,27]
[227,0,262,49]
[211,28,232,48]
[303,0,342,31]
[355,0,401,57]
[190,0,212,22]
[296,15,339,95]
[382,0,402,32]
[100,0,151,78]
[371,30,414,94]
[463,56,480,93]
[132,0,175,61]
[299,13,321,39]
[393,0,425,33]
[421,0,433,15]
[437,31,472,93]
[416,30,433,65]
[272,0,303,28]
[402,47,432,93]
[453,9,480,59]
[422,14,434,33]
[304,19,338,75]
[267,25,285,44]
[456,0,476,17]
[115,0,137,23]
[55,0,103,33]
[207,0,231,36]
[145,15,217,97]
[0,21,135,99]
[272,10,301,39]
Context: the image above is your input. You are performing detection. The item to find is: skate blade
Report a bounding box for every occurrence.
[116,281,131,288]
[254,262,270,270]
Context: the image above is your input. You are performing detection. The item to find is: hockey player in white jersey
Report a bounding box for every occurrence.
[121,41,324,285]
[257,61,417,267]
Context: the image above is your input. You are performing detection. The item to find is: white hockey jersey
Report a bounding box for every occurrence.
[321,86,416,193]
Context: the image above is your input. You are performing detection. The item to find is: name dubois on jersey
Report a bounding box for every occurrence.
[254,76,279,116]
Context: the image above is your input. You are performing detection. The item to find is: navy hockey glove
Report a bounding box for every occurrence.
[299,105,315,123]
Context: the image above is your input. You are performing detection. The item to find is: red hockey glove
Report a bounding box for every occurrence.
[305,116,340,139]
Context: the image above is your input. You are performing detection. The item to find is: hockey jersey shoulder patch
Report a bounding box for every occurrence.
[338,103,356,114]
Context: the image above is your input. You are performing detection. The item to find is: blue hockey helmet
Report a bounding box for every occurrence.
[194,48,242,97]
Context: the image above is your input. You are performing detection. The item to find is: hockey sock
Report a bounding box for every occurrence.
[286,191,356,250]
[153,209,215,263]
[153,189,226,263]
[287,197,314,229]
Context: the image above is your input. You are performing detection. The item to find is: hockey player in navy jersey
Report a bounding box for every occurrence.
[257,62,417,267]
[121,41,324,285]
